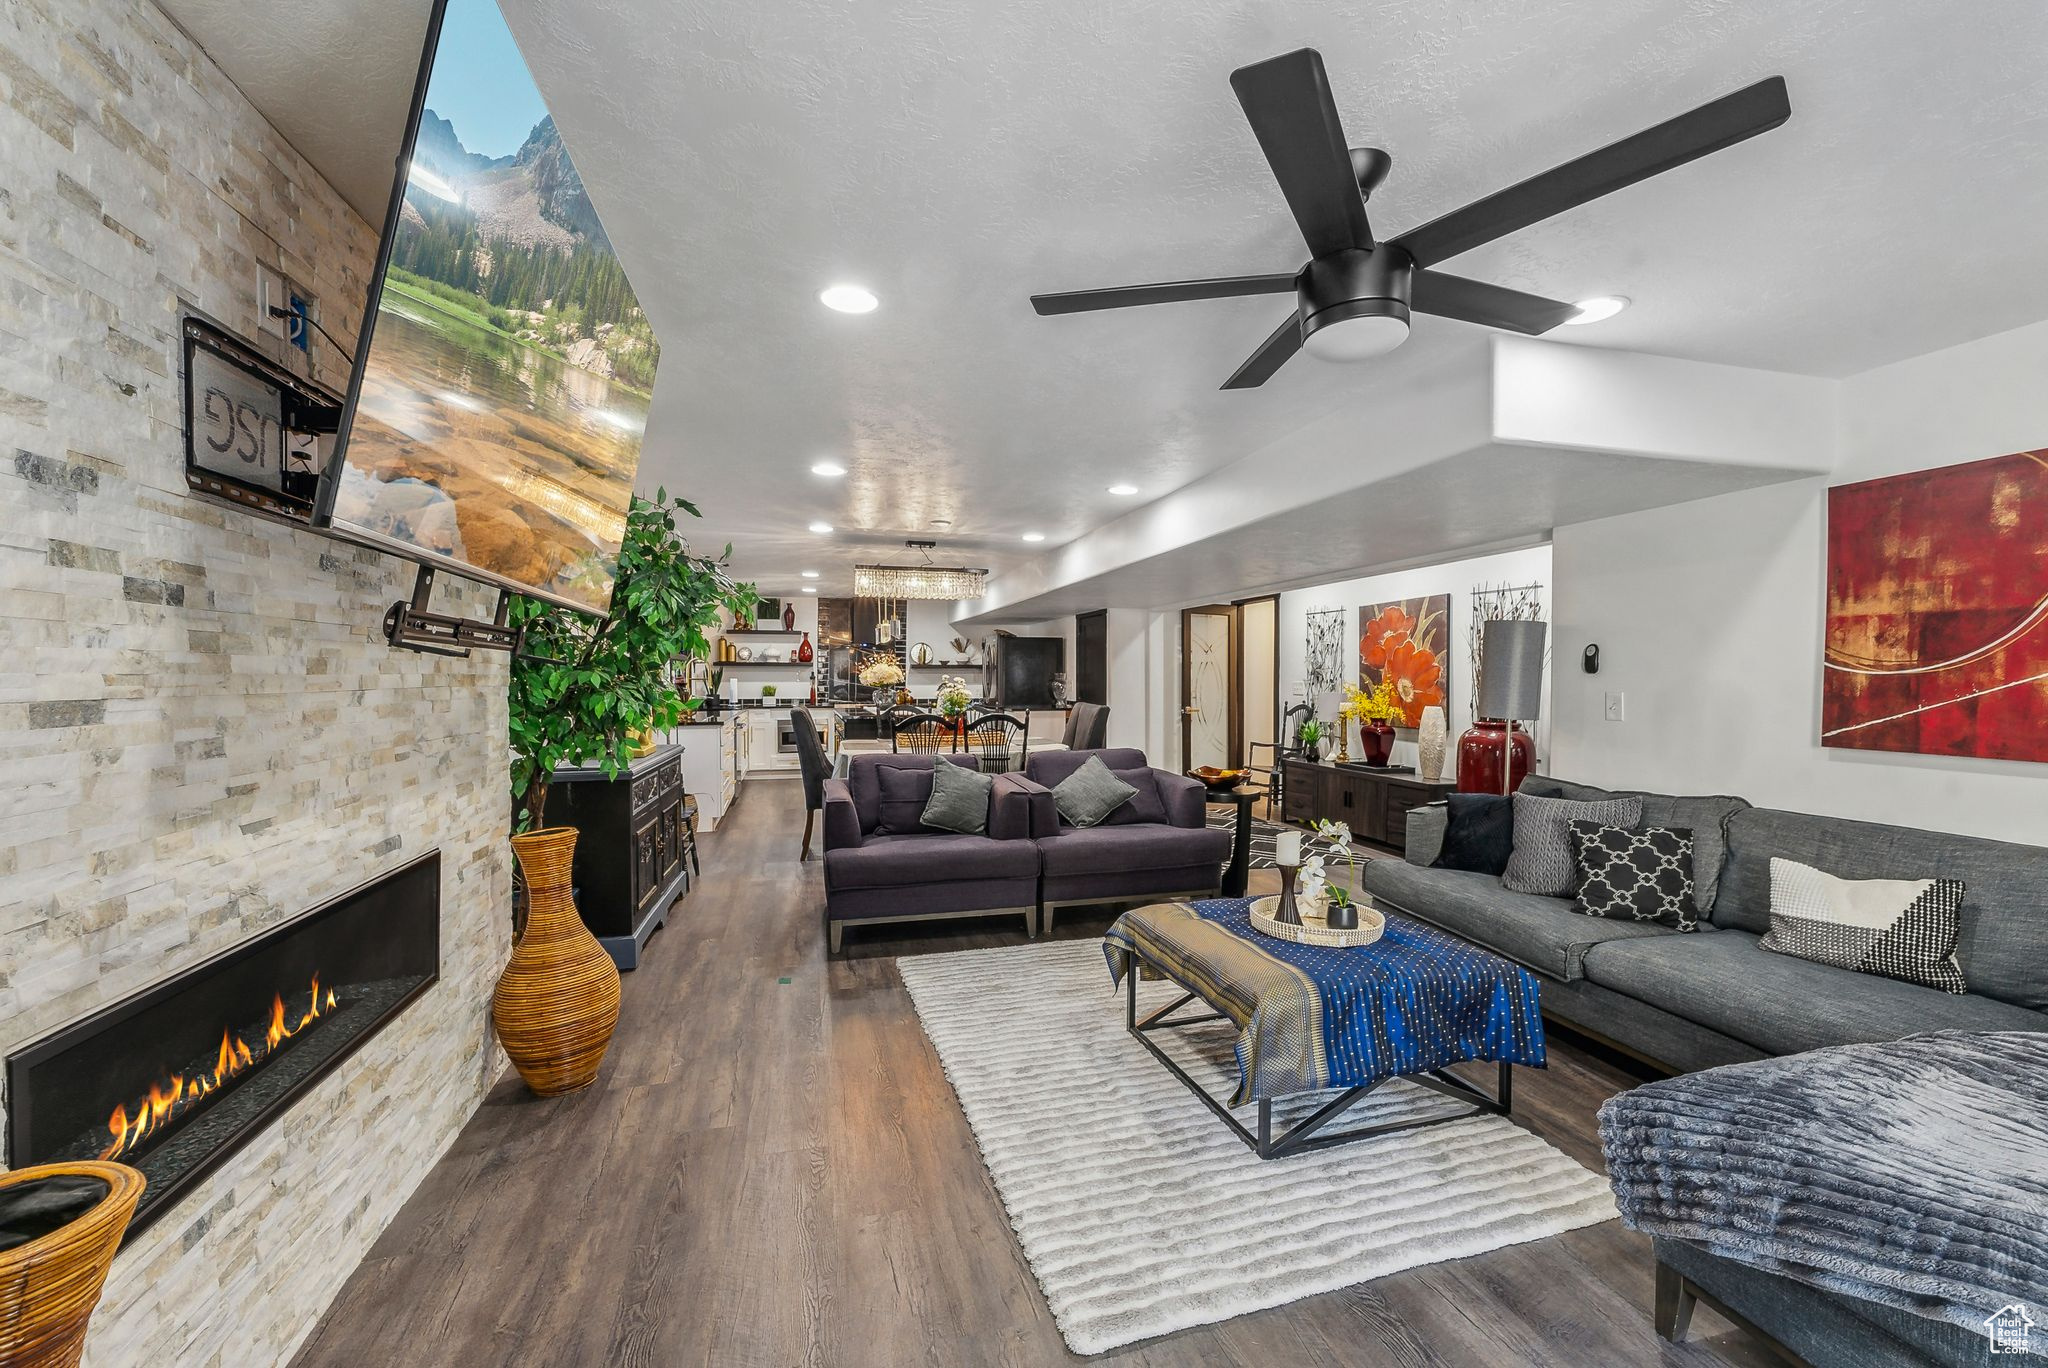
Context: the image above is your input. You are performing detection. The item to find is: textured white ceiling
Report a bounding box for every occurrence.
[165,0,2048,603]
[157,0,432,223]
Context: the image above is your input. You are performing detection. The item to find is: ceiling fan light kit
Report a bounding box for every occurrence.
[1030,49,1789,388]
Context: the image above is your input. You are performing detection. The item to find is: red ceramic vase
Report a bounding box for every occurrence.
[1361,720,1395,767]
[798,632,813,663]
[1456,719,1535,794]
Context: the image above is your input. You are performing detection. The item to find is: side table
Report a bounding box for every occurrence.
[1204,786,1262,898]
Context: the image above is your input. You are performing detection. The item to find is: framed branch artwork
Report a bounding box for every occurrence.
[1469,583,1544,723]
[1304,608,1346,700]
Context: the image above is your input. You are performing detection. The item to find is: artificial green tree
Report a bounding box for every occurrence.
[507,490,755,831]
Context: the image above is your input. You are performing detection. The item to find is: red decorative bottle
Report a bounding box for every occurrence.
[1456,719,1535,795]
[797,632,813,663]
[1360,719,1395,767]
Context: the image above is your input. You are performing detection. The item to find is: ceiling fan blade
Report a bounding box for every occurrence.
[1220,312,1303,390]
[1410,270,1580,335]
[1230,48,1375,258]
[1030,273,1297,316]
[1391,76,1790,268]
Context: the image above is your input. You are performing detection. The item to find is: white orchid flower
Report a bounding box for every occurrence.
[1310,818,1360,902]
[1298,853,1328,901]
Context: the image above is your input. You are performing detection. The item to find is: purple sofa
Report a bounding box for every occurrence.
[1010,748,1231,934]
[821,754,1039,953]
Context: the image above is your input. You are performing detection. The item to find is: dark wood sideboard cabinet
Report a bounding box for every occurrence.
[1281,757,1456,853]
[548,744,689,970]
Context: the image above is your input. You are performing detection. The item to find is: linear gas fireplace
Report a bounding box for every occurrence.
[6,852,440,1237]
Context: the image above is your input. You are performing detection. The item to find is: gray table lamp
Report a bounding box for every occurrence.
[1476,620,1546,796]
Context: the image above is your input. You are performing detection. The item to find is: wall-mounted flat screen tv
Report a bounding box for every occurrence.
[318,0,656,614]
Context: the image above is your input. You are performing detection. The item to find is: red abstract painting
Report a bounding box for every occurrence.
[1822,450,2048,762]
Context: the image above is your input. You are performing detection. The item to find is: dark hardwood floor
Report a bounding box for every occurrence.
[293,778,1777,1368]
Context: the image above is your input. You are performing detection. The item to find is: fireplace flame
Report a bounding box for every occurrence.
[98,972,338,1160]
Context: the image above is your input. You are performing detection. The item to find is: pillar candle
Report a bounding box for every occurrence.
[1274,830,1302,866]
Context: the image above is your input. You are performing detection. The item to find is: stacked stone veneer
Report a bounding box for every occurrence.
[1,0,513,1362]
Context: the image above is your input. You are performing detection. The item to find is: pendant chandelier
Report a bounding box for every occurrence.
[853,540,987,601]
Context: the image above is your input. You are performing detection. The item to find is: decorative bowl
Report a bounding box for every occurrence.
[1189,766,1248,789]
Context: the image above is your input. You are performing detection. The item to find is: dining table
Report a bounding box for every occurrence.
[831,738,1066,779]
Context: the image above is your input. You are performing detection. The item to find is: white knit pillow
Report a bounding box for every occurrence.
[1761,858,1967,994]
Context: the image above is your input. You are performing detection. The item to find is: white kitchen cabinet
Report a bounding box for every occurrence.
[673,713,743,831]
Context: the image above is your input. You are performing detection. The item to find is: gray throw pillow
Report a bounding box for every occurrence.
[1098,769,1168,826]
[1502,792,1643,897]
[919,757,993,835]
[873,765,935,834]
[1051,755,1139,828]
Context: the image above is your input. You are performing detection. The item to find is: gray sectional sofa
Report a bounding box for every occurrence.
[1364,775,2048,1368]
[1365,775,2048,1072]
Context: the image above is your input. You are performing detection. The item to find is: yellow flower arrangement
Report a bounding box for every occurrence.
[1339,677,1401,725]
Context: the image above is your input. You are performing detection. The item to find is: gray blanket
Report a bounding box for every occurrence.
[1598,1030,2048,1336]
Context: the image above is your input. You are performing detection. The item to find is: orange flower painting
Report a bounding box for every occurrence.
[1358,595,1450,728]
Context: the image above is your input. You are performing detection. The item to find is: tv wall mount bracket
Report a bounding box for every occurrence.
[383,564,524,658]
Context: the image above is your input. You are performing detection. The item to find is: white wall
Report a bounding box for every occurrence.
[1550,318,2048,844]
[1276,545,1555,771]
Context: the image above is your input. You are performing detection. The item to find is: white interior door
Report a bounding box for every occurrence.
[1182,608,1232,770]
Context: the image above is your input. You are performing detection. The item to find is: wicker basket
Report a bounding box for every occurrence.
[0,1161,144,1368]
[1248,895,1385,948]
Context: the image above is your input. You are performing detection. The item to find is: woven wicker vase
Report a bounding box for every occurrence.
[0,1161,144,1368]
[493,828,622,1097]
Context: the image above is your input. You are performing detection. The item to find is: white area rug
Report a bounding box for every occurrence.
[897,939,1617,1355]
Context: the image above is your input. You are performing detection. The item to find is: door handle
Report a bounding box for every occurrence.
[1182,706,1199,717]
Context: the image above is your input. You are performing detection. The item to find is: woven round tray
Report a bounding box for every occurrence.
[1248,895,1385,948]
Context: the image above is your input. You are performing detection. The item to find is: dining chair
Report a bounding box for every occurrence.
[890,711,954,756]
[1063,701,1109,750]
[963,711,1028,773]
[790,707,833,861]
[1248,701,1313,819]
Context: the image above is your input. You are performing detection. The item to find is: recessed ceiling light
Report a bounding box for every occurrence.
[1021,532,1045,542]
[1107,483,1139,496]
[1564,295,1629,326]
[801,570,819,579]
[801,586,817,593]
[808,521,833,534]
[810,460,846,477]
[819,284,878,314]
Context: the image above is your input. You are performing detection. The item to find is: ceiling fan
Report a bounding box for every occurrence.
[1030,50,1790,388]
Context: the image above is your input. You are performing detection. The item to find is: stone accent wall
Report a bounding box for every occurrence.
[1,0,512,1362]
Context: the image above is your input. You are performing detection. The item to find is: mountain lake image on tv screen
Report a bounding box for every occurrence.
[331,0,658,612]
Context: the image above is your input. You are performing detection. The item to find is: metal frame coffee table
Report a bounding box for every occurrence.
[1116,942,1513,1159]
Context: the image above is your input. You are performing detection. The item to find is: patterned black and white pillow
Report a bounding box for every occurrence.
[1761,858,1968,994]
[1568,822,1697,931]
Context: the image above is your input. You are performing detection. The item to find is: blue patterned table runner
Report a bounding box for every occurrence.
[1105,897,1546,1105]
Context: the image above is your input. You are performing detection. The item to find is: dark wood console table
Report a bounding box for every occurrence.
[549,744,689,970]
[1279,757,1455,854]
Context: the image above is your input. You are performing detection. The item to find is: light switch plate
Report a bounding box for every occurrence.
[1604,691,1626,722]
[255,265,287,337]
